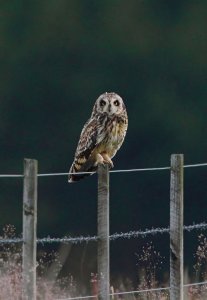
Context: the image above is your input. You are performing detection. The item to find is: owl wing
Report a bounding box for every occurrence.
[69,117,100,182]
[75,117,98,157]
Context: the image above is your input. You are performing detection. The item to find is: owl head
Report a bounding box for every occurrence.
[92,92,126,116]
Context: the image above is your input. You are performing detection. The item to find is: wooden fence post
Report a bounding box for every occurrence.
[97,164,110,300]
[22,159,38,300]
[170,154,184,300]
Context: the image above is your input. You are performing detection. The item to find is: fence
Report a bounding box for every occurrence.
[0,154,207,299]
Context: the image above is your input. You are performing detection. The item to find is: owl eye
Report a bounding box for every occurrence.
[114,100,120,106]
[100,99,106,106]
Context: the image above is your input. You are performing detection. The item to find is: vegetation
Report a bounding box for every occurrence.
[1,226,207,299]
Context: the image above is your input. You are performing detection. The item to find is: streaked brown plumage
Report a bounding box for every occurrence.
[68,92,128,182]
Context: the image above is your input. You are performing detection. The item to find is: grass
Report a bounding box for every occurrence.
[0,225,78,299]
[0,225,207,299]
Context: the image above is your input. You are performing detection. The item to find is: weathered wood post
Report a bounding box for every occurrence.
[22,159,38,300]
[170,154,184,300]
[97,164,110,300]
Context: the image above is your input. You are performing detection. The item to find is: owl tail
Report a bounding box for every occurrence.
[68,172,86,183]
[68,159,96,183]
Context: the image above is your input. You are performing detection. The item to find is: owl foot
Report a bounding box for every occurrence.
[101,153,114,169]
[104,160,114,169]
[95,153,114,169]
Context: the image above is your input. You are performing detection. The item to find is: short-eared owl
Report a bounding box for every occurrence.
[68,92,128,182]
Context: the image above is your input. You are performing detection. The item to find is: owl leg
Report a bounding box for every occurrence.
[101,152,114,168]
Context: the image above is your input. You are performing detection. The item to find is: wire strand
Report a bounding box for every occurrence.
[56,280,207,300]
[0,175,23,178]
[0,162,207,178]
[184,162,207,168]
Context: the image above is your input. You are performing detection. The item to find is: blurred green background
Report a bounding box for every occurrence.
[0,0,207,289]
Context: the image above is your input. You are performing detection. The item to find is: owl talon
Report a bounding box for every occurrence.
[103,160,114,169]
[101,152,114,169]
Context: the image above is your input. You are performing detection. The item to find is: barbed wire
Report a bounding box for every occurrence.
[34,222,207,244]
[57,280,207,300]
[1,222,207,245]
[0,162,207,178]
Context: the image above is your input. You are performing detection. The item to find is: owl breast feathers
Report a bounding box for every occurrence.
[68,92,128,182]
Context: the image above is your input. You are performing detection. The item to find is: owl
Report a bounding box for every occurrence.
[68,92,128,182]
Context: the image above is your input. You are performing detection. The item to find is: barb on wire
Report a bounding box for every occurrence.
[1,222,207,245]
[184,223,207,232]
[0,238,23,244]
[37,235,98,245]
